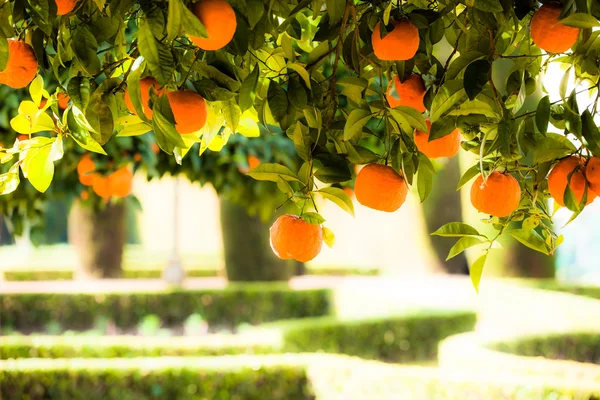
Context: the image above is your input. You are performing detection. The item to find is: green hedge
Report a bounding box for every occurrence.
[0,334,279,359]
[1,284,332,331]
[489,332,600,365]
[268,310,476,363]
[519,279,600,301]
[2,266,378,281]
[0,356,313,400]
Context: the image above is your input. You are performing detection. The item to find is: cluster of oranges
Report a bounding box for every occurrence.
[77,155,134,200]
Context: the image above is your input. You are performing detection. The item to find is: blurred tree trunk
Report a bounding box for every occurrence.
[219,198,299,281]
[422,157,469,274]
[502,237,556,278]
[68,200,126,279]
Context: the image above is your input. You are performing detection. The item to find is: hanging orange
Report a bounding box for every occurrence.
[530,3,580,53]
[470,171,521,217]
[77,154,98,186]
[57,93,70,109]
[372,19,419,61]
[166,90,208,134]
[56,0,78,15]
[0,40,38,89]
[586,157,600,196]
[386,74,427,113]
[354,163,408,212]
[548,156,595,207]
[414,119,461,159]
[269,214,323,262]
[124,77,162,119]
[109,168,134,198]
[92,176,112,199]
[189,0,237,51]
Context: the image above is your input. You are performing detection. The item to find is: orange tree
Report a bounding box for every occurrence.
[1,0,600,290]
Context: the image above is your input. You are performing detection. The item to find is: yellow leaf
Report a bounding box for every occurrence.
[207,131,230,152]
[29,75,44,106]
[322,226,335,248]
[238,117,260,137]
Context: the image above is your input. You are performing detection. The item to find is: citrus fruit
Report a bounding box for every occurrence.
[57,93,70,109]
[269,214,323,262]
[109,168,134,198]
[548,156,594,207]
[386,74,426,112]
[414,119,461,159]
[355,163,408,212]
[124,77,162,119]
[77,155,98,186]
[531,3,580,53]
[56,0,78,15]
[166,90,208,134]
[470,171,521,217]
[92,176,112,199]
[0,40,38,89]
[586,157,600,195]
[372,19,419,61]
[189,0,237,51]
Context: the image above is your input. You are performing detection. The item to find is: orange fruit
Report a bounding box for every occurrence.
[0,40,38,89]
[248,155,261,170]
[77,155,98,186]
[386,74,427,113]
[57,93,70,109]
[343,187,355,198]
[56,0,78,15]
[548,156,595,207]
[470,171,521,217]
[189,0,237,51]
[109,167,134,198]
[372,19,419,61]
[124,77,162,119]
[414,119,460,159]
[17,134,29,141]
[586,157,600,196]
[355,163,408,212]
[80,190,89,201]
[530,3,580,53]
[133,153,143,162]
[151,143,160,154]
[269,214,323,262]
[166,90,208,134]
[92,176,112,199]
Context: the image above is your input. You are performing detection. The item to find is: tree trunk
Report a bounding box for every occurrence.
[501,238,556,278]
[219,198,298,281]
[68,200,126,279]
[422,157,469,274]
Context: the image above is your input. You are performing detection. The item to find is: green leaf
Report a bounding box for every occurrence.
[302,212,326,225]
[446,51,486,80]
[322,226,335,248]
[152,102,186,154]
[326,0,345,24]
[464,60,490,101]
[447,236,487,261]
[0,171,19,195]
[29,75,44,106]
[179,0,208,38]
[389,107,428,133]
[288,77,308,110]
[559,13,600,28]
[67,110,107,155]
[318,187,355,216]
[72,27,101,75]
[267,80,288,122]
[535,96,550,135]
[166,0,182,41]
[239,65,259,112]
[581,109,600,156]
[429,116,457,141]
[431,222,484,238]
[287,62,311,89]
[247,163,302,183]
[430,80,467,123]
[508,229,550,255]
[471,0,503,12]
[292,122,310,161]
[417,162,433,203]
[222,99,241,132]
[470,253,487,293]
[20,137,57,193]
[0,30,7,72]
[457,164,481,190]
[344,109,371,140]
[314,166,352,183]
[138,17,174,85]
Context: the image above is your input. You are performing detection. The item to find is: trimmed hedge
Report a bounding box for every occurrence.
[519,279,600,301]
[0,356,314,400]
[2,266,379,281]
[0,334,279,359]
[1,284,332,331]
[489,332,600,364]
[267,310,476,363]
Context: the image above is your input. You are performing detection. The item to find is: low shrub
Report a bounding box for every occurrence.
[268,310,476,363]
[0,355,314,400]
[0,334,279,359]
[489,332,600,364]
[521,279,600,301]
[0,284,332,331]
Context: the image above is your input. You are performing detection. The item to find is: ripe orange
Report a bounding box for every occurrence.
[151,143,160,154]
[372,19,419,61]
[0,40,38,89]
[77,154,98,186]
[248,155,261,170]
[133,153,143,162]
[343,187,354,199]
[166,90,208,134]
[92,176,112,199]
[17,134,29,141]
[586,157,600,195]
[80,190,89,201]
[124,77,162,119]
[386,74,426,113]
[548,156,595,207]
[530,3,580,53]
[354,163,408,212]
[56,0,78,15]
[57,93,70,109]
[470,171,521,217]
[109,167,134,198]
[414,119,460,159]
[269,214,323,262]
[189,0,237,51]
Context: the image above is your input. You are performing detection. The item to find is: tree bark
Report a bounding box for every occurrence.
[68,200,126,279]
[219,198,298,281]
[422,157,469,274]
